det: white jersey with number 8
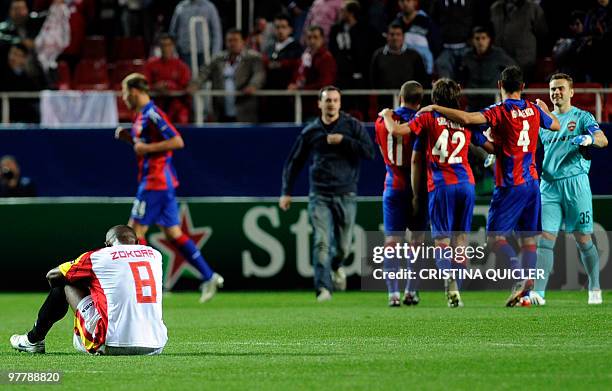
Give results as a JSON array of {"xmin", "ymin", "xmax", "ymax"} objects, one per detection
[{"xmin": 59, "ymin": 245, "xmax": 168, "ymax": 350}]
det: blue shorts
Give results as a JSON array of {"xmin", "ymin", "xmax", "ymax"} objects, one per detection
[
  {"xmin": 541, "ymin": 174, "xmax": 593, "ymax": 234},
  {"xmin": 487, "ymin": 180, "xmax": 541, "ymax": 236},
  {"xmin": 428, "ymin": 182, "xmax": 475, "ymax": 239},
  {"xmin": 131, "ymin": 189, "xmax": 180, "ymax": 227},
  {"xmin": 382, "ymin": 189, "xmax": 429, "ymax": 235}
]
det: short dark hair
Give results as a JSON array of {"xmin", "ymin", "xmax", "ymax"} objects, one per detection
[
  {"xmin": 158, "ymin": 33, "xmax": 175, "ymax": 43},
  {"xmin": 226, "ymin": 28, "xmax": 244, "ymax": 39},
  {"xmin": 344, "ymin": 0, "xmax": 361, "ymax": 16},
  {"xmin": 318, "ymin": 85, "xmax": 341, "ymax": 100},
  {"xmin": 472, "ymin": 25, "xmax": 492, "ymax": 38},
  {"xmin": 500, "ymin": 66, "xmax": 524, "ymax": 93},
  {"xmin": 308, "ymin": 25, "xmax": 324, "ymax": 37},
  {"xmin": 570, "ymin": 10, "xmax": 586, "ymax": 24},
  {"xmin": 388, "ymin": 22, "xmax": 403, "ymax": 32},
  {"xmin": 399, "ymin": 81, "xmax": 423, "ymax": 105},
  {"xmin": 122, "ymin": 73, "xmax": 149, "ymax": 94},
  {"xmin": 550, "ymin": 73, "xmax": 574, "ymax": 88},
  {"xmin": 274, "ymin": 13, "xmax": 292, "ymax": 26},
  {"xmin": 431, "ymin": 78, "xmax": 461, "ymax": 108},
  {"xmin": 10, "ymin": 42, "xmax": 28, "ymax": 55}
]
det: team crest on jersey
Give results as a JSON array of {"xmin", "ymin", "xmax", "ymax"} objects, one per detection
[
  {"xmin": 567, "ymin": 121, "xmax": 577, "ymax": 132},
  {"xmin": 149, "ymin": 204, "xmax": 212, "ymax": 289}
]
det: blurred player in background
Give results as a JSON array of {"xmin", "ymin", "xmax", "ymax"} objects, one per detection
[
  {"xmin": 11, "ymin": 225, "xmax": 167, "ymax": 355},
  {"xmin": 534, "ymin": 73, "xmax": 608, "ymax": 305},
  {"xmin": 115, "ymin": 73, "xmax": 223, "ymax": 303},
  {"xmin": 374, "ymin": 80, "xmax": 428, "ymax": 307},
  {"xmin": 280, "ymin": 86, "xmax": 375, "ymax": 302},
  {"xmin": 382, "ymin": 78, "xmax": 493, "ymax": 307},
  {"xmin": 417, "ymin": 66, "xmax": 560, "ymax": 306}
]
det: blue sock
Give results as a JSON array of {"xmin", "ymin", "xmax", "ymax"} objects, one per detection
[
  {"xmin": 521, "ymin": 244, "xmax": 537, "ymax": 273},
  {"xmin": 578, "ymin": 241, "xmax": 600, "ymax": 291},
  {"xmin": 173, "ymin": 234, "xmax": 214, "ymax": 281},
  {"xmin": 535, "ymin": 238, "xmax": 555, "ymax": 297},
  {"xmin": 494, "ymin": 240, "xmax": 520, "ymax": 271}
]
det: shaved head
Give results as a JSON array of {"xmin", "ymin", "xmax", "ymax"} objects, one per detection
[{"xmin": 105, "ymin": 225, "xmax": 138, "ymax": 246}]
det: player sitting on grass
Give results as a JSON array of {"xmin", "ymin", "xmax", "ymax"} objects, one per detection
[
  {"xmin": 533, "ymin": 73, "xmax": 608, "ymax": 305},
  {"xmin": 10, "ymin": 225, "xmax": 167, "ymax": 355},
  {"xmin": 381, "ymin": 78, "xmax": 494, "ymax": 307},
  {"xmin": 414, "ymin": 66, "xmax": 561, "ymax": 307}
]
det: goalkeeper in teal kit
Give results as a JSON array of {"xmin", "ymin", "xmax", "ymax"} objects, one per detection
[{"xmin": 534, "ymin": 73, "xmax": 608, "ymax": 305}]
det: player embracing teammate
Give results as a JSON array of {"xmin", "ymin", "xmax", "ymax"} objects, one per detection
[
  {"xmin": 381, "ymin": 79, "xmax": 494, "ymax": 307},
  {"xmin": 417, "ymin": 66, "xmax": 561, "ymax": 306}
]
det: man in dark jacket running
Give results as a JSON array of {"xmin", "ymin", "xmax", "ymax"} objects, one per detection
[{"xmin": 280, "ymin": 86, "xmax": 375, "ymax": 302}]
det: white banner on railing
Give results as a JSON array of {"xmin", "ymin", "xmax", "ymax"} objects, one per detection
[{"xmin": 40, "ymin": 90, "xmax": 118, "ymax": 127}]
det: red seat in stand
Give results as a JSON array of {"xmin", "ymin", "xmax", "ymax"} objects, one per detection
[
  {"xmin": 82, "ymin": 36, "xmax": 107, "ymax": 60},
  {"xmin": 110, "ymin": 59, "xmax": 146, "ymax": 90},
  {"xmin": 572, "ymin": 83, "xmax": 603, "ymax": 115},
  {"xmin": 72, "ymin": 59, "xmax": 109, "ymax": 90},
  {"xmin": 113, "ymin": 36, "xmax": 146, "ymax": 61}
]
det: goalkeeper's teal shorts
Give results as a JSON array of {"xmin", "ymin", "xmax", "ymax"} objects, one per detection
[{"xmin": 540, "ymin": 174, "xmax": 593, "ymax": 234}]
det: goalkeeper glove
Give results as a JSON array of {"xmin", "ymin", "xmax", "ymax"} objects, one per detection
[
  {"xmin": 484, "ymin": 154, "xmax": 496, "ymax": 168},
  {"xmin": 571, "ymin": 134, "xmax": 594, "ymax": 146}
]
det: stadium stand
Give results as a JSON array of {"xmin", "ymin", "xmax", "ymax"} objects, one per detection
[
  {"xmin": 82, "ymin": 35, "xmax": 107, "ymax": 60},
  {"xmin": 112, "ymin": 36, "xmax": 146, "ymax": 61},
  {"xmin": 73, "ymin": 59, "xmax": 109, "ymax": 90}
]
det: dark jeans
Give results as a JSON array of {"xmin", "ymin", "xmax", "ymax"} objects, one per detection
[{"xmin": 308, "ymin": 192, "xmax": 357, "ymax": 293}]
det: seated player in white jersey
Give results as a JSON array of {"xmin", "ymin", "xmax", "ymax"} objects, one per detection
[{"xmin": 10, "ymin": 225, "xmax": 168, "ymax": 355}]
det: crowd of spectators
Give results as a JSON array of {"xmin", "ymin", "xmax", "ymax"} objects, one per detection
[{"xmin": 0, "ymin": 0, "xmax": 610, "ymax": 124}]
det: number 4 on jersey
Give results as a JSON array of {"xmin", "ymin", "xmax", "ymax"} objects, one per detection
[{"xmin": 517, "ymin": 120, "xmax": 530, "ymax": 152}]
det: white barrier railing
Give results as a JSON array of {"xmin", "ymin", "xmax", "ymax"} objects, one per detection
[
  {"xmin": 1, "ymin": 88, "xmax": 610, "ymax": 125},
  {"xmin": 188, "ymin": 16, "xmax": 211, "ymax": 77}
]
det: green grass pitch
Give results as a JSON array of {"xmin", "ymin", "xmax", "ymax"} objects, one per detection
[{"xmin": 1, "ymin": 291, "xmax": 611, "ymax": 390}]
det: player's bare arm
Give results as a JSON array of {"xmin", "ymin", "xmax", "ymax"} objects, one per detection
[
  {"xmin": 481, "ymin": 141, "xmax": 495, "ymax": 154},
  {"xmin": 279, "ymin": 195, "xmax": 292, "ymax": 211},
  {"xmin": 134, "ymin": 135, "xmax": 185, "ymax": 156},
  {"xmin": 379, "ymin": 108, "xmax": 411, "ymax": 136},
  {"xmin": 115, "ymin": 127, "xmax": 135, "ymax": 145},
  {"xmin": 421, "ymin": 105, "xmax": 487, "ymax": 125},
  {"xmin": 535, "ymin": 99, "xmax": 561, "ymax": 131},
  {"xmin": 45, "ymin": 267, "xmax": 65, "ymax": 288},
  {"xmin": 593, "ymin": 131, "xmax": 609, "ymax": 148}
]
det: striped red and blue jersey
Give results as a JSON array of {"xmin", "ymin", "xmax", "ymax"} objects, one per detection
[
  {"xmin": 374, "ymin": 107, "xmax": 421, "ymax": 191},
  {"xmin": 481, "ymin": 99, "xmax": 553, "ymax": 187},
  {"xmin": 408, "ymin": 111, "xmax": 487, "ymax": 192},
  {"xmin": 131, "ymin": 101, "xmax": 180, "ymax": 191}
]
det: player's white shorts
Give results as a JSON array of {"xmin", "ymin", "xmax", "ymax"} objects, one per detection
[{"xmin": 73, "ymin": 296, "xmax": 163, "ymax": 356}]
